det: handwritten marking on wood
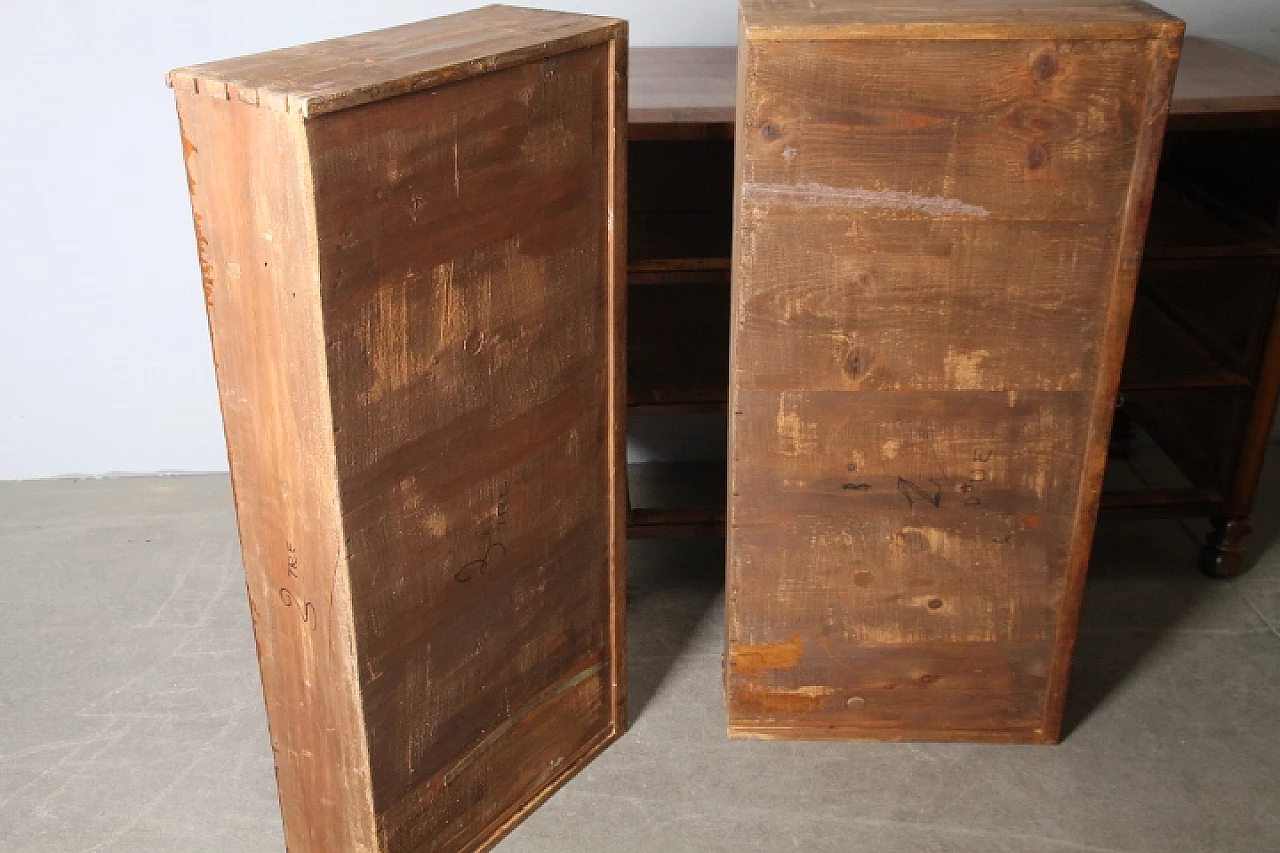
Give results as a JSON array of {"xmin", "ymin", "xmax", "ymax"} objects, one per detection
[
  {"xmin": 278, "ymin": 541, "xmax": 317, "ymax": 631},
  {"xmin": 454, "ymin": 483, "xmax": 509, "ymax": 584}
]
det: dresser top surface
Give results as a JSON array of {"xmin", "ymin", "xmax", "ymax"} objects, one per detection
[
  {"xmin": 167, "ymin": 5, "xmax": 621, "ymax": 117},
  {"xmin": 739, "ymin": 0, "xmax": 1179, "ymax": 40},
  {"xmin": 630, "ymin": 38, "xmax": 1280, "ymax": 131}
]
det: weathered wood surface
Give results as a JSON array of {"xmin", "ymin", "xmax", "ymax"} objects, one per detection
[
  {"xmin": 739, "ymin": 0, "xmax": 1178, "ymax": 40},
  {"xmin": 727, "ymin": 0, "xmax": 1183, "ymax": 742},
  {"xmin": 173, "ymin": 7, "xmax": 627, "ymax": 851},
  {"xmin": 628, "ymin": 37, "xmax": 1280, "ymax": 136},
  {"xmin": 169, "ymin": 4, "xmax": 618, "ymax": 117}
]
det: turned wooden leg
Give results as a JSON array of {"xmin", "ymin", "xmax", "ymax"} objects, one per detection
[{"xmin": 1200, "ymin": 518, "xmax": 1252, "ymax": 579}]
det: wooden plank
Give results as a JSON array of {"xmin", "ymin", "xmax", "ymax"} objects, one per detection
[
  {"xmin": 739, "ymin": 0, "xmax": 1178, "ymax": 41},
  {"xmin": 727, "ymin": 1, "xmax": 1182, "ymax": 743},
  {"xmin": 1100, "ymin": 487, "xmax": 1223, "ymax": 518},
  {"xmin": 629, "ymin": 47, "xmax": 736, "ymax": 137},
  {"xmin": 169, "ymin": 5, "xmax": 621, "ymax": 117},
  {"xmin": 174, "ymin": 85, "xmax": 377, "ymax": 853},
  {"xmin": 625, "ymin": 38, "xmax": 1280, "ymax": 136},
  {"xmin": 173, "ymin": 11, "xmax": 626, "ymax": 852},
  {"xmin": 1167, "ymin": 37, "xmax": 1280, "ymax": 125}
]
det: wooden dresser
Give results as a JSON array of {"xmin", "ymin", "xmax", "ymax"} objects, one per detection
[
  {"xmin": 171, "ymin": 7, "xmax": 1280, "ymax": 846},
  {"xmin": 626, "ymin": 38, "xmax": 1280, "ymax": 581}
]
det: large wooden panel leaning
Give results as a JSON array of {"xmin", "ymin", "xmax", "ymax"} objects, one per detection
[
  {"xmin": 727, "ymin": 0, "xmax": 1183, "ymax": 743},
  {"xmin": 169, "ymin": 7, "xmax": 627, "ymax": 851}
]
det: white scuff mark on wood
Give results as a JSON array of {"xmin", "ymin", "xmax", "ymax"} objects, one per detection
[
  {"xmin": 743, "ymin": 181, "xmax": 990, "ymax": 217},
  {"xmin": 944, "ymin": 348, "xmax": 990, "ymax": 390},
  {"xmin": 782, "ymin": 146, "xmax": 798, "ymax": 162},
  {"xmin": 776, "ymin": 393, "xmax": 818, "ymax": 457}
]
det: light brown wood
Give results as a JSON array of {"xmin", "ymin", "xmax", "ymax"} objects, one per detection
[
  {"xmin": 169, "ymin": 4, "xmax": 618, "ymax": 117},
  {"xmin": 626, "ymin": 37, "xmax": 1280, "ymax": 136},
  {"xmin": 739, "ymin": 0, "xmax": 1178, "ymax": 40},
  {"xmin": 172, "ymin": 7, "xmax": 627, "ymax": 852},
  {"xmin": 727, "ymin": 0, "xmax": 1182, "ymax": 742}
]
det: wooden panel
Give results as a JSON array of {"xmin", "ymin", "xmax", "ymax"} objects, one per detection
[
  {"xmin": 173, "ymin": 9, "xmax": 626, "ymax": 853},
  {"xmin": 727, "ymin": 2, "xmax": 1182, "ymax": 743},
  {"xmin": 626, "ymin": 38, "xmax": 1280, "ymax": 138},
  {"xmin": 739, "ymin": 0, "xmax": 1178, "ymax": 41},
  {"xmin": 169, "ymin": 5, "xmax": 618, "ymax": 117},
  {"xmin": 174, "ymin": 86, "xmax": 377, "ymax": 853},
  {"xmin": 629, "ymin": 47, "xmax": 736, "ymax": 138},
  {"xmin": 1167, "ymin": 38, "xmax": 1280, "ymax": 127}
]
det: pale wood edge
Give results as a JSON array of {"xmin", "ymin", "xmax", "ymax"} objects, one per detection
[
  {"xmin": 1041, "ymin": 21, "xmax": 1186, "ymax": 742},
  {"xmin": 176, "ymin": 92, "xmax": 378, "ymax": 850},
  {"xmin": 605, "ymin": 29, "xmax": 631, "ymax": 742},
  {"xmin": 169, "ymin": 18, "xmax": 625, "ymax": 119},
  {"xmin": 723, "ymin": 9, "xmax": 754, "ymax": 704},
  {"xmin": 728, "ymin": 722, "xmax": 1054, "ymax": 745}
]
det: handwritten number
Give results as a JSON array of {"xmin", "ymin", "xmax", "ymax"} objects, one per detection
[
  {"xmin": 454, "ymin": 539, "xmax": 508, "ymax": 583},
  {"xmin": 454, "ymin": 482, "xmax": 510, "ymax": 584},
  {"xmin": 277, "ymin": 586, "xmax": 316, "ymax": 631}
]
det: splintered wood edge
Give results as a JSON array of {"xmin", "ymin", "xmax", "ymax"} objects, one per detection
[{"xmin": 166, "ymin": 22, "xmax": 623, "ymax": 118}]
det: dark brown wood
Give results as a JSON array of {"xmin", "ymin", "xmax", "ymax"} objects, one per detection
[
  {"xmin": 629, "ymin": 47, "xmax": 736, "ymax": 139},
  {"xmin": 172, "ymin": 8, "xmax": 627, "ymax": 852},
  {"xmin": 1201, "ymin": 517, "xmax": 1252, "ymax": 577},
  {"xmin": 627, "ymin": 507, "xmax": 726, "ymax": 539},
  {"xmin": 726, "ymin": 0, "xmax": 1182, "ymax": 742},
  {"xmin": 1099, "ymin": 487, "xmax": 1222, "ymax": 518}
]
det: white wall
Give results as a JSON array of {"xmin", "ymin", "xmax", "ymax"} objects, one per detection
[{"xmin": 0, "ymin": 1, "xmax": 1276, "ymax": 479}]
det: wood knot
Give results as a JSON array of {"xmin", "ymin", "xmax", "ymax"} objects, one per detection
[
  {"xmin": 760, "ymin": 123, "xmax": 783, "ymax": 141},
  {"xmin": 1033, "ymin": 51, "xmax": 1059, "ymax": 83},
  {"xmin": 927, "ymin": 598, "xmax": 944, "ymax": 610},
  {"xmin": 919, "ymin": 673, "xmax": 939, "ymax": 685},
  {"xmin": 1027, "ymin": 145, "xmax": 1048, "ymax": 169}
]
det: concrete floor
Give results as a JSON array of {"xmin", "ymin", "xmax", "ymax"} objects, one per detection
[{"xmin": 2, "ymin": 460, "xmax": 1279, "ymax": 852}]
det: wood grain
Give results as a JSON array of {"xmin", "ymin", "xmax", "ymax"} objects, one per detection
[
  {"xmin": 173, "ymin": 9, "xmax": 626, "ymax": 852},
  {"xmin": 169, "ymin": 5, "xmax": 619, "ymax": 117},
  {"xmin": 740, "ymin": 0, "xmax": 1179, "ymax": 41},
  {"xmin": 727, "ymin": 0, "xmax": 1183, "ymax": 742},
  {"xmin": 626, "ymin": 37, "xmax": 1280, "ymax": 137}
]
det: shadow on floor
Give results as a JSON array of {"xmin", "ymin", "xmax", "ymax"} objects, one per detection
[
  {"xmin": 1061, "ymin": 514, "xmax": 1230, "ymax": 738},
  {"xmin": 625, "ymin": 537, "xmax": 726, "ymax": 724}
]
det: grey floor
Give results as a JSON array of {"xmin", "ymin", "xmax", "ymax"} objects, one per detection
[{"xmin": 2, "ymin": 456, "xmax": 1279, "ymax": 852}]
